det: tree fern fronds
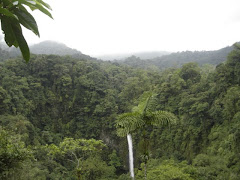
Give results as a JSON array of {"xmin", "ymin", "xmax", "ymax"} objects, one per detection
[
  {"xmin": 149, "ymin": 111, "xmax": 177, "ymax": 126},
  {"xmin": 115, "ymin": 91, "xmax": 178, "ymax": 179},
  {"xmin": 116, "ymin": 92, "xmax": 177, "ymax": 137},
  {"xmin": 115, "ymin": 112, "xmax": 144, "ymax": 137},
  {"xmin": 132, "ymin": 91, "xmax": 158, "ymax": 113}
]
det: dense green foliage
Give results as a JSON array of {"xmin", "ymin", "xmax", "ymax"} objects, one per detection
[{"xmin": 1, "ymin": 43, "xmax": 240, "ymax": 179}]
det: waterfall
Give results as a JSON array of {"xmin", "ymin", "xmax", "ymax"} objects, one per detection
[{"xmin": 127, "ymin": 134, "xmax": 134, "ymax": 179}]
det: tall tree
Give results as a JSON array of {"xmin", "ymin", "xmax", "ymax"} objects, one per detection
[{"xmin": 116, "ymin": 92, "xmax": 177, "ymax": 180}]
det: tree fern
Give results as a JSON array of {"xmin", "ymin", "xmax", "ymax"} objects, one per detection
[
  {"xmin": 116, "ymin": 92, "xmax": 177, "ymax": 136},
  {"xmin": 115, "ymin": 91, "xmax": 177, "ymax": 179}
]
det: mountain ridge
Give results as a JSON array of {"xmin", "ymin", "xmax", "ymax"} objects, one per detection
[
  {"xmin": 0, "ymin": 40, "xmax": 238, "ymax": 68},
  {"xmin": 97, "ymin": 51, "xmax": 171, "ymax": 60},
  {"xmin": 0, "ymin": 40, "xmax": 96, "ymax": 61},
  {"xmin": 116, "ymin": 44, "xmax": 235, "ymax": 69}
]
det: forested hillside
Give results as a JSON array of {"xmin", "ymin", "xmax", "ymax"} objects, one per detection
[
  {"xmin": 119, "ymin": 45, "xmax": 234, "ymax": 70},
  {"xmin": 0, "ymin": 40, "xmax": 235, "ymax": 70},
  {"xmin": 1, "ymin": 44, "xmax": 240, "ymax": 179},
  {"xmin": 0, "ymin": 41, "xmax": 95, "ymax": 62},
  {"xmin": 30, "ymin": 41, "xmax": 82, "ymax": 56}
]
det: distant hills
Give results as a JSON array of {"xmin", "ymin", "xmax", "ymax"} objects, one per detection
[
  {"xmin": 97, "ymin": 51, "xmax": 170, "ymax": 60},
  {"xmin": 116, "ymin": 45, "xmax": 235, "ymax": 69},
  {"xmin": 0, "ymin": 41, "xmax": 95, "ymax": 61},
  {"xmin": 0, "ymin": 40, "xmax": 238, "ymax": 69},
  {"xmin": 30, "ymin": 41, "xmax": 82, "ymax": 56},
  {"xmin": 30, "ymin": 41, "xmax": 95, "ymax": 60}
]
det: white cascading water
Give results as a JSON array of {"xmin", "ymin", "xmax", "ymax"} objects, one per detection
[{"xmin": 127, "ymin": 134, "xmax": 134, "ymax": 179}]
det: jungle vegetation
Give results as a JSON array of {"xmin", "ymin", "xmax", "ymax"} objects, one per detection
[{"xmin": 0, "ymin": 43, "xmax": 240, "ymax": 179}]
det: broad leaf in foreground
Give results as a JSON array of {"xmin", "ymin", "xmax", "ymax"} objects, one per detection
[{"xmin": 0, "ymin": 0, "xmax": 52, "ymax": 62}]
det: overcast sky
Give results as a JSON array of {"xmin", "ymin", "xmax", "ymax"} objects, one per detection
[{"xmin": 22, "ymin": 0, "xmax": 240, "ymax": 56}]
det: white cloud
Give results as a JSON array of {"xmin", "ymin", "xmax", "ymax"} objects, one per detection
[{"xmin": 23, "ymin": 0, "xmax": 240, "ymax": 56}]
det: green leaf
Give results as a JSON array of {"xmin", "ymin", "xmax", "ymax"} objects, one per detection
[
  {"xmin": 21, "ymin": 1, "xmax": 39, "ymax": 11},
  {"xmin": 1, "ymin": 17, "xmax": 18, "ymax": 47},
  {"xmin": 0, "ymin": 0, "xmax": 52, "ymax": 62},
  {"xmin": 36, "ymin": 0, "xmax": 52, "ymax": 10},
  {"xmin": 11, "ymin": 22, "xmax": 30, "ymax": 62},
  {"xmin": 14, "ymin": 7, "xmax": 40, "ymax": 36},
  {"xmin": 34, "ymin": 3, "xmax": 53, "ymax": 19},
  {"xmin": 22, "ymin": 1, "xmax": 53, "ymax": 19},
  {"xmin": 0, "ymin": 7, "xmax": 18, "ymax": 19},
  {"xmin": 1, "ymin": 17, "xmax": 29, "ymax": 60},
  {"xmin": 2, "ymin": 0, "xmax": 12, "ymax": 7}
]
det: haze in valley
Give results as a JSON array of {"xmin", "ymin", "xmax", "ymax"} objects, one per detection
[{"xmin": 16, "ymin": 0, "xmax": 240, "ymax": 57}]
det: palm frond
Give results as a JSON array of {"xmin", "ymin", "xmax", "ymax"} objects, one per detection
[
  {"xmin": 132, "ymin": 91, "xmax": 157, "ymax": 113},
  {"xmin": 115, "ymin": 112, "xmax": 144, "ymax": 137},
  {"xmin": 148, "ymin": 110, "xmax": 177, "ymax": 127},
  {"xmin": 145, "ymin": 93, "xmax": 158, "ymax": 112},
  {"xmin": 116, "ymin": 92, "xmax": 177, "ymax": 137}
]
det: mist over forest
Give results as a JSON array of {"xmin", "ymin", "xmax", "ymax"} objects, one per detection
[
  {"xmin": 1, "ymin": 39, "xmax": 240, "ymax": 180},
  {"xmin": 2, "ymin": 0, "xmax": 240, "ymax": 178},
  {"xmin": 0, "ymin": 40, "xmax": 235, "ymax": 68}
]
